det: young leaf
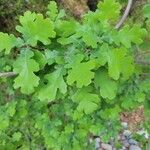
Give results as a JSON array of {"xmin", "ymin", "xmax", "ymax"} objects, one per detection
[
  {"xmin": 0, "ymin": 32, "xmax": 17, "ymax": 54},
  {"xmin": 98, "ymin": 0, "xmax": 121, "ymax": 21},
  {"xmin": 12, "ymin": 132, "xmax": 22, "ymax": 142},
  {"xmin": 103, "ymin": 47, "xmax": 125, "ymax": 80},
  {"xmin": 47, "ymin": 1, "xmax": 58, "ymax": 21},
  {"xmin": 116, "ymin": 25, "xmax": 147, "ymax": 48},
  {"xmin": 76, "ymin": 25, "xmax": 100, "ymax": 48},
  {"xmin": 72, "ymin": 87, "xmax": 100, "ymax": 114},
  {"xmin": 16, "ymin": 11, "xmax": 56, "ymax": 46},
  {"xmin": 67, "ymin": 59, "xmax": 95, "ymax": 88},
  {"xmin": 37, "ymin": 68, "xmax": 67, "ymax": 101},
  {"xmin": 33, "ymin": 51, "xmax": 47, "ymax": 70},
  {"xmin": 94, "ymin": 69, "xmax": 118, "ymax": 99},
  {"xmin": 107, "ymin": 47, "xmax": 134, "ymax": 80},
  {"xmin": 6, "ymin": 101, "xmax": 17, "ymax": 117},
  {"xmin": 100, "ymin": 105, "xmax": 121, "ymax": 120},
  {"xmin": 13, "ymin": 49, "xmax": 40, "ymax": 94}
]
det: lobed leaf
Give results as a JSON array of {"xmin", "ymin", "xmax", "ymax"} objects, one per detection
[
  {"xmin": 37, "ymin": 68, "xmax": 67, "ymax": 101},
  {"xmin": 16, "ymin": 11, "xmax": 56, "ymax": 46},
  {"xmin": 0, "ymin": 32, "xmax": 17, "ymax": 54},
  {"xmin": 94, "ymin": 69, "xmax": 118, "ymax": 99},
  {"xmin": 13, "ymin": 49, "xmax": 40, "ymax": 94},
  {"xmin": 67, "ymin": 59, "xmax": 96, "ymax": 88},
  {"xmin": 97, "ymin": 0, "xmax": 121, "ymax": 21},
  {"xmin": 72, "ymin": 87, "xmax": 101, "ymax": 114}
]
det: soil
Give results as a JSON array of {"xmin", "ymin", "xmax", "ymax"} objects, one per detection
[{"xmin": 120, "ymin": 106, "xmax": 144, "ymax": 131}]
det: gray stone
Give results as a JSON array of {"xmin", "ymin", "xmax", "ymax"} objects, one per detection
[
  {"xmin": 129, "ymin": 145, "xmax": 142, "ymax": 150},
  {"xmin": 95, "ymin": 137, "xmax": 101, "ymax": 149},
  {"xmin": 128, "ymin": 139, "xmax": 138, "ymax": 145},
  {"xmin": 123, "ymin": 130, "xmax": 132, "ymax": 139},
  {"xmin": 122, "ymin": 139, "xmax": 130, "ymax": 148},
  {"xmin": 101, "ymin": 143, "xmax": 112, "ymax": 150}
]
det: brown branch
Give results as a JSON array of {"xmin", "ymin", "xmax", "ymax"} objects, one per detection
[
  {"xmin": 115, "ymin": 0, "xmax": 133, "ymax": 29},
  {"xmin": 0, "ymin": 72, "xmax": 17, "ymax": 77}
]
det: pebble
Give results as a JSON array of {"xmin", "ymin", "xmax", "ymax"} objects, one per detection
[
  {"xmin": 120, "ymin": 146, "xmax": 126, "ymax": 150},
  {"xmin": 122, "ymin": 139, "xmax": 130, "ymax": 148},
  {"xmin": 101, "ymin": 143, "xmax": 112, "ymax": 150},
  {"xmin": 128, "ymin": 139, "xmax": 138, "ymax": 145},
  {"xmin": 121, "ymin": 122, "xmax": 128, "ymax": 129},
  {"xmin": 129, "ymin": 145, "xmax": 142, "ymax": 150},
  {"xmin": 95, "ymin": 137, "xmax": 101, "ymax": 149}
]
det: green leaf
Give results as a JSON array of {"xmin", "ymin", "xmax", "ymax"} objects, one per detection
[
  {"xmin": 82, "ymin": 30, "xmax": 99, "ymax": 48},
  {"xmin": 120, "ymin": 56, "xmax": 134, "ymax": 80},
  {"xmin": 98, "ymin": 0, "xmax": 121, "ymax": 21},
  {"xmin": 37, "ymin": 68, "xmax": 67, "ymax": 101},
  {"xmin": 116, "ymin": 25, "xmax": 147, "ymax": 48},
  {"xmin": 0, "ymin": 32, "xmax": 17, "ymax": 54},
  {"xmin": 135, "ymin": 92, "xmax": 145, "ymax": 103},
  {"xmin": 13, "ymin": 49, "xmax": 40, "ymax": 94},
  {"xmin": 143, "ymin": 4, "xmax": 150, "ymax": 19},
  {"xmin": 94, "ymin": 69, "xmax": 118, "ymax": 99},
  {"xmin": 47, "ymin": 1, "xmax": 58, "ymax": 21},
  {"xmin": 16, "ymin": 11, "xmax": 56, "ymax": 46},
  {"xmin": 33, "ymin": 51, "xmax": 47, "ymax": 70},
  {"xmin": 107, "ymin": 47, "xmax": 134, "ymax": 80},
  {"xmin": 96, "ymin": 43, "xmax": 109, "ymax": 66},
  {"xmin": 12, "ymin": 132, "xmax": 22, "ymax": 142},
  {"xmin": 76, "ymin": 25, "xmax": 100, "ymax": 48},
  {"xmin": 67, "ymin": 59, "xmax": 95, "ymax": 88},
  {"xmin": 93, "ymin": 44, "xmax": 134, "ymax": 80},
  {"xmin": 72, "ymin": 87, "xmax": 100, "ymax": 114},
  {"xmin": 6, "ymin": 101, "xmax": 17, "ymax": 117},
  {"xmin": 56, "ymin": 20, "xmax": 79, "ymax": 38},
  {"xmin": 0, "ymin": 112, "xmax": 9, "ymax": 130},
  {"xmin": 100, "ymin": 105, "xmax": 121, "ymax": 120},
  {"xmin": 121, "ymin": 96, "xmax": 138, "ymax": 110}
]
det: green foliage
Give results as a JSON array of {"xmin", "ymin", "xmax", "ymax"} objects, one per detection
[
  {"xmin": 37, "ymin": 68, "xmax": 67, "ymax": 101},
  {"xmin": 0, "ymin": 33, "xmax": 17, "ymax": 54},
  {"xmin": 13, "ymin": 49, "xmax": 40, "ymax": 94},
  {"xmin": 16, "ymin": 11, "xmax": 56, "ymax": 46},
  {"xmin": 0, "ymin": 0, "xmax": 149, "ymax": 149}
]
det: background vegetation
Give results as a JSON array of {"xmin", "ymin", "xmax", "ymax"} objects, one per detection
[{"xmin": 0, "ymin": 0, "xmax": 149, "ymax": 149}]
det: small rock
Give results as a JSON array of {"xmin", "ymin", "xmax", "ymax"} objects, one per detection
[
  {"xmin": 101, "ymin": 143, "xmax": 112, "ymax": 150},
  {"xmin": 121, "ymin": 135, "xmax": 126, "ymax": 141},
  {"xmin": 128, "ymin": 139, "xmax": 138, "ymax": 145},
  {"xmin": 123, "ymin": 130, "xmax": 132, "ymax": 139},
  {"xmin": 95, "ymin": 137, "xmax": 101, "ymax": 149},
  {"xmin": 122, "ymin": 139, "xmax": 130, "ymax": 148},
  {"xmin": 121, "ymin": 122, "xmax": 128, "ymax": 129},
  {"xmin": 120, "ymin": 146, "xmax": 126, "ymax": 150},
  {"xmin": 129, "ymin": 145, "xmax": 141, "ymax": 150}
]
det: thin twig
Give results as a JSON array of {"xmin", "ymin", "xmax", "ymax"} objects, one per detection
[
  {"xmin": 0, "ymin": 72, "xmax": 17, "ymax": 77},
  {"xmin": 115, "ymin": 0, "xmax": 133, "ymax": 29}
]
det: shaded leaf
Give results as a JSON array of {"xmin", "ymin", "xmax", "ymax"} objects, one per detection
[
  {"xmin": 94, "ymin": 69, "xmax": 118, "ymax": 99},
  {"xmin": 37, "ymin": 68, "xmax": 67, "ymax": 101},
  {"xmin": 72, "ymin": 87, "xmax": 100, "ymax": 114}
]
